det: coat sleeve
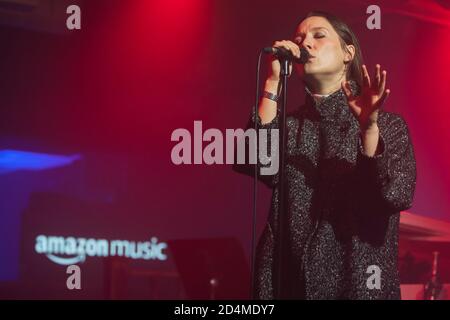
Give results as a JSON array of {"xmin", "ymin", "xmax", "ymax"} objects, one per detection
[
  {"xmin": 355, "ymin": 113, "xmax": 417, "ymax": 213},
  {"xmin": 232, "ymin": 107, "xmax": 280, "ymax": 188}
]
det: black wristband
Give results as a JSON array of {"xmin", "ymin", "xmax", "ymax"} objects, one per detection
[{"xmin": 263, "ymin": 91, "xmax": 279, "ymax": 102}]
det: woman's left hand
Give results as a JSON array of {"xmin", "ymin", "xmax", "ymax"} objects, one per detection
[{"xmin": 341, "ymin": 64, "xmax": 390, "ymax": 132}]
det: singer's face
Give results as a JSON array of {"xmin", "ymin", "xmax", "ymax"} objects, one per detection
[{"xmin": 293, "ymin": 16, "xmax": 348, "ymax": 81}]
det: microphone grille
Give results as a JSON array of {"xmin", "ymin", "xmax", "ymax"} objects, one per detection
[{"xmin": 299, "ymin": 48, "xmax": 310, "ymax": 64}]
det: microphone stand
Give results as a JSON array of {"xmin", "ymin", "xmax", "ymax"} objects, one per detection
[{"xmin": 273, "ymin": 57, "xmax": 290, "ymax": 299}]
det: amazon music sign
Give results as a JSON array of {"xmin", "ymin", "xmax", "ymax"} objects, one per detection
[
  {"xmin": 19, "ymin": 192, "xmax": 178, "ymax": 299},
  {"xmin": 34, "ymin": 234, "xmax": 168, "ymax": 265}
]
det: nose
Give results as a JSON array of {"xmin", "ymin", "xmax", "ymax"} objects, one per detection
[
  {"xmin": 302, "ymin": 41, "xmax": 312, "ymax": 50},
  {"xmin": 301, "ymin": 35, "xmax": 313, "ymax": 50}
]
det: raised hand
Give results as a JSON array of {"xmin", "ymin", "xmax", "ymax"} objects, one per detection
[{"xmin": 341, "ymin": 64, "xmax": 390, "ymax": 132}]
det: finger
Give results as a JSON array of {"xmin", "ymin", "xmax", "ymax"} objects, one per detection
[
  {"xmin": 376, "ymin": 88, "xmax": 390, "ymax": 108},
  {"xmin": 342, "ymin": 81, "xmax": 359, "ymax": 116},
  {"xmin": 273, "ymin": 41, "xmax": 282, "ymax": 47},
  {"xmin": 276, "ymin": 41, "xmax": 294, "ymax": 58},
  {"xmin": 274, "ymin": 40, "xmax": 301, "ymax": 59},
  {"xmin": 285, "ymin": 41, "xmax": 300, "ymax": 58},
  {"xmin": 379, "ymin": 69, "xmax": 387, "ymax": 96},
  {"xmin": 277, "ymin": 40, "xmax": 299, "ymax": 58},
  {"xmin": 290, "ymin": 41, "xmax": 301, "ymax": 58},
  {"xmin": 374, "ymin": 64, "xmax": 381, "ymax": 91},
  {"xmin": 273, "ymin": 41, "xmax": 291, "ymax": 52},
  {"xmin": 362, "ymin": 64, "xmax": 371, "ymax": 88},
  {"xmin": 341, "ymin": 81, "xmax": 354, "ymax": 100}
]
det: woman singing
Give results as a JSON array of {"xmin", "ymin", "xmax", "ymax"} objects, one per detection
[{"xmin": 234, "ymin": 11, "xmax": 417, "ymax": 299}]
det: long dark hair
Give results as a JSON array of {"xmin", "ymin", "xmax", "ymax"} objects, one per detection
[{"xmin": 301, "ymin": 11, "xmax": 364, "ymax": 88}]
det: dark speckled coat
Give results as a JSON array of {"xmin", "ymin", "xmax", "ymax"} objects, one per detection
[{"xmin": 233, "ymin": 81, "xmax": 417, "ymax": 300}]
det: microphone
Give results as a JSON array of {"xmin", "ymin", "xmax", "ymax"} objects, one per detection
[{"xmin": 263, "ymin": 47, "xmax": 310, "ymax": 64}]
